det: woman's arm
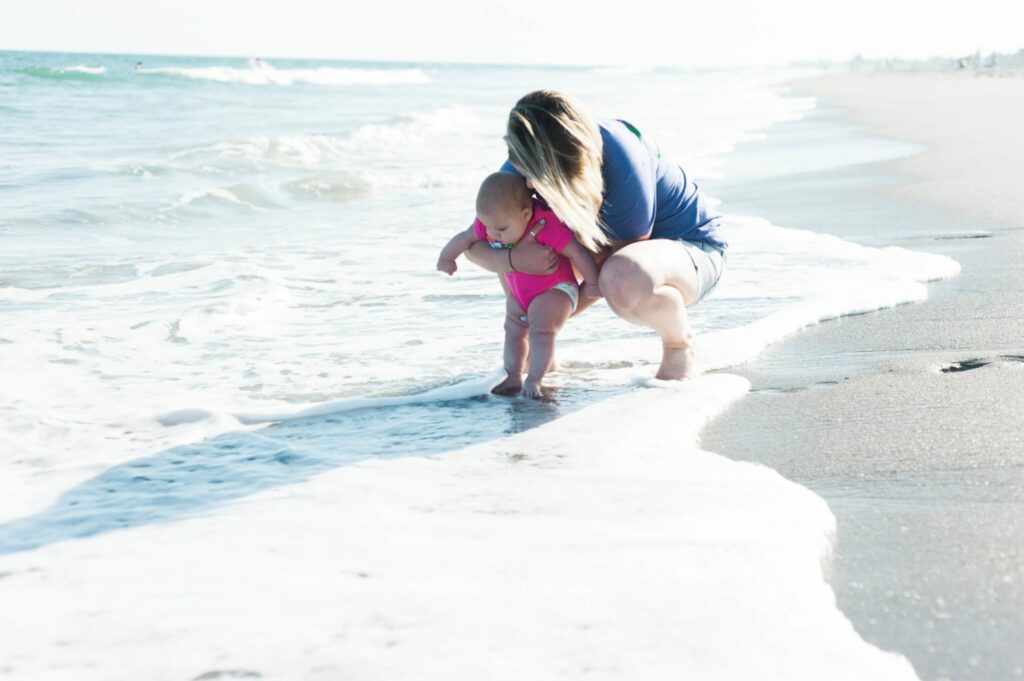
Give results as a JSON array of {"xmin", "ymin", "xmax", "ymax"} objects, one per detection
[{"xmin": 464, "ymin": 229, "xmax": 561, "ymax": 275}]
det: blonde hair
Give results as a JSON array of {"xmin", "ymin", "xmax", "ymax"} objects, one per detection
[{"xmin": 504, "ymin": 90, "xmax": 608, "ymax": 252}]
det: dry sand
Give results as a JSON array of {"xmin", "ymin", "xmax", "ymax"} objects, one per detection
[
  {"xmin": 702, "ymin": 72, "xmax": 1024, "ymax": 681},
  {"xmin": 807, "ymin": 72, "xmax": 1024, "ymax": 228}
]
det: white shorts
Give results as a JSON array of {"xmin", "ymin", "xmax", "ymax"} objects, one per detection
[{"xmin": 678, "ymin": 240, "xmax": 725, "ymax": 306}]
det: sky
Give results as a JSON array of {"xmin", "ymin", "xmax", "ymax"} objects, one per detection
[{"xmin": 3, "ymin": 0, "xmax": 1023, "ymax": 67}]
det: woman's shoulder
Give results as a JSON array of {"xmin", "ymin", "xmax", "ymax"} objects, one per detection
[
  {"xmin": 600, "ymin": 118, "xmax": 647, "ymax": 153},
  {"xmin": 599, "ymin": 119, "xmax": 655, "ymax": 179}
]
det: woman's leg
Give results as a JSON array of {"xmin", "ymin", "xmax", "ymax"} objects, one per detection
[{"xmin": 598, "ymin": 239, "xmax": 701, "ymax": 380}]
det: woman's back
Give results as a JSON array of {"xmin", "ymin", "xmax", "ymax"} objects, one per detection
[{"xmin": 599, "ymin": 119, "xmax": 726, "ymax": 249}]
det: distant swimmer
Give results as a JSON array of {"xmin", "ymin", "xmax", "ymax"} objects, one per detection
[{"xmin": 134, "ymin": 61, "xmax": 142, "ymax": 73}]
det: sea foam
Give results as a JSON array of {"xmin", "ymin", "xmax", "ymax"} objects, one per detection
[
  {"xmin": 138, "ymin": 61, "xmax": 432, "ymax": 86},
  {"xmin": 0, "ymin": 375, "xmax": 919, "ymax": 679},
  {"xmin": 19, "ymin": 65, "xmax": 107, "ymax": 80}
]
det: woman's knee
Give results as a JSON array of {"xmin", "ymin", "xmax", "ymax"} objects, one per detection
[{"xmin": 599, "ymin": 254, "xmax": 654, "ymax": 313}]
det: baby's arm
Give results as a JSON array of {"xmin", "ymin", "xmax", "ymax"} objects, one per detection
[
  {"xmin": 560, "ymin": 238, "xmax": 603, "ymax": 300},
  {"xmin": 437, "ymin": 226, "xmax": 481, "ymax": 275}
]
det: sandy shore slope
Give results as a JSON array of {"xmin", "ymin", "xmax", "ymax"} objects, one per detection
[{"xmin": 704, "ymin": 72, "xmax": 1024, "ymax": 681}]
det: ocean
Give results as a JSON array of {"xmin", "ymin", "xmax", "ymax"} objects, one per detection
[{"xmin": 0, "ymin": 51, "xmax": 955, "ymax": 678}]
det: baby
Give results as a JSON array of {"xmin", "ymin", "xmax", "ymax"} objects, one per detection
[{"xmin": 437, "ymin": 172, "xmax": 601, "ymax": 398}]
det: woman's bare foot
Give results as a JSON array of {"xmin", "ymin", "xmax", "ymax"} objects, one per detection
[
  {"xmin": 656, "ymin": 344, "xmax": 696, "ymax": 381},
  {"xmin": 519, "ymin": 377, "xmax": 544, "ymax": 399},
  {"xmin": 492, "ymin": 373, "xmax": 523, "ymax": 396}
]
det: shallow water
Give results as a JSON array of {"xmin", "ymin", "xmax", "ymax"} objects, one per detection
[{"xmin": 0, "ymin": 50, "xmax": 958, "ymax": 679}]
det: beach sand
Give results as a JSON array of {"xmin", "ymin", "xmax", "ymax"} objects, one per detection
[{"xmin": 703, "ymin": 72, "xmax": 1024, "ymax": 681}]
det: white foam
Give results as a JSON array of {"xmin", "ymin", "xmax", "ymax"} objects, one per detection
[
  {"xmin": 173, "ymin": 187, "xmax": 262, "ymax": 210},
  {"xmin": 155, "ymin": 105, "xmax": 487, "ymax": 200},
  {"xmin": 149, "ymin": 369, "xmax": 507, "ymax": 427},
  {"xmin": 170, "ymin": 106, "xmax": 483, "ymax": 169},
  {"xmin": 0, "ymin": 376, "xmax": 917, "ymax": 679},
  {"xmin": 233, "ymin": 369, "xmax": 505, "ymax": 424},
  {"xmin": 138, "ymin": 61, "xmax": 431, "ymax": 86},
  {"xmin": 591, "ymin": 65, "xmax": 657, "ymax": 75},
  {"xmin": 62, "ymin": 65, "xmax": 106, "ymax": 75}
]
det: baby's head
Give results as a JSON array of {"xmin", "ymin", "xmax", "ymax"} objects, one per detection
[{"xmin": 476, "ymin": 172, "xmax": 534, "ymax": 246}]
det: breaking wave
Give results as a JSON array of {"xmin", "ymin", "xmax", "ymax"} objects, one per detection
[
  {"xmin": 137, "ymin": 60, "xmax": 431, "ymax": 86},
  {"xmin": 21, "ymin": 65, "xmax": 108, "ymax": 81}
]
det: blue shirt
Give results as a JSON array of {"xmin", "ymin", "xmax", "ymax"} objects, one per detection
[{"xmin": 501, "ymin": 119, "xmax": 726, "ymax": 250}]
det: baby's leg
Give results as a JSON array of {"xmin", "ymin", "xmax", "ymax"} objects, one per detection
[
  {"xmin": 492, "ymin": 296, "xmax": 529, "ymax": 396},
  {"xmin": 521, "ymin": 289, "xmax": 574, "ymax": 399}
]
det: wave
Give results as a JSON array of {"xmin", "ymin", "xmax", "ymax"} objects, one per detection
[
  {"xmin": 591, "ymin": 65, "xmax": 656, "ymax": 75},
  {"xmin": 172, "ymin": 187, "xmax": 261, "ymax": 211},
  {"xmin": 280, "ymin": 173, "xmax": 373, "ymax": 202},
  {"xmin": 169, "ymin": 106, "xmax": 480, "ymax": 170},
  {"xmin": 166, "ymin": 167, "xmax": 463, "ymax": 214},
  {"xmin": 153, "ymin": 369, "xmax": 507, "ymax": 427},
  {"xmin": 20, "ymin": 65, "xmax": 107, "ymax": 81},
  {"xmin": 18, "ymin": 60, "xmax": 429, "ymax": 87},
  {"xmin": 171, "ymin": 183, "xmax": 284, "ymax": 211},
  {"xmin": 0, "ymin": 367, "xmax": 919, "ymax": 678},
  {"xmin": 137, "ymin": 60, "xmax": 431, "ymax": 86},
  {"xmin": 170, "ymin": 135, "xmax": 355, "ymax": 169},
  {"xmin": 155, "ymin": 105, "xmax": 484, "ymax": 201},
  {"xmin": 79, "ymin": 106, "xmax": 482, "ymax": 219}
]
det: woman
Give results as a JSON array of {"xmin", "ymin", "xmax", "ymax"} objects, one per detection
[{"xmin": 466, "ymin": 90, "xmax": 726, "ymax": 381}]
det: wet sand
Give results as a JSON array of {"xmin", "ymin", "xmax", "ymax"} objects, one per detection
[{"xmin": 702, "ymin": 72, "xmax": 1024, "ymax": 681}]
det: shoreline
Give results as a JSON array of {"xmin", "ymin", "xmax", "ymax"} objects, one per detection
[
  {"xmin": 703, "ymin": 73, "xmax": 1024, "ymax": 681},
  {"xmin": 1, "ymin": 62, "xmax": 1018, "ymax": 679}
]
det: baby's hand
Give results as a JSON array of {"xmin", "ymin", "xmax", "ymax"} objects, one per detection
[
  {"xmin": 436, "ymin": 257, "xmax": 458, "ymax": 275},
  {"xmin": 581, "ymin": 281, "xmax": 603, "ymax": 300}
]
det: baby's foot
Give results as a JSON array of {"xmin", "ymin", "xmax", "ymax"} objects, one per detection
[
  {"xmin": 519, "ymin": 378, "xmax": 544, "ymax": 400},
  {"xmin": 492, "ymin": 373, "xmax": 523, "ymax": 397},
  {"xmin": 656, "ymin": 344, "xmax": 697, "ymax": 381}
]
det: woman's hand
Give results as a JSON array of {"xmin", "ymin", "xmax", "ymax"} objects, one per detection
[{"xmin": 510, "ymin": 225, "xmax": 559, "ymax": 275}]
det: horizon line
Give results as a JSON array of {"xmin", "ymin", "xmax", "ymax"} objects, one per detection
[
  {"xmin": 0, "ymin": 46, "xmax": 843, "ymax": 71},
  {"xmin": 2, "ymin": 46, "xmax": 1018, "ymax": 70}
]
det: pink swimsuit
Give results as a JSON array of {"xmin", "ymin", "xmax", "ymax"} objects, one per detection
[{"xmin": 473, "ymin": 199, "xmax": 578, "ymax": 311}]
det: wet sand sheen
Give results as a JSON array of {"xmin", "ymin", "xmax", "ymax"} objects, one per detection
[{"xmin": 703, "ymin": 72, "xmax": 1024, "ymax": 681}]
